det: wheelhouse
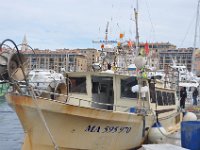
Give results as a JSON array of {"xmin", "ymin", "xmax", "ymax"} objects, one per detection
[{"xmin": 66, "ymin": 72, "xmax": 178, "ymax": 114}]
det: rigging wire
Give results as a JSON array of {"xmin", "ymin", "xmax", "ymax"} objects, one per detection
[
  {"xmin": 30, "ymin": 87, "xmax": 59, "ymax": 150},
  {"xmin": 114, "ymin": 0, "xmax": 125, "ymax": 35},
  {"xmin": 179, "ymin": 14, "xmax": 196, "ymax": 48},
  {"xmin": 144, "ymin": 0, "xmax": 156, "ymax": 42},
  {"xmin": 151, "ymin": 111, "xmax": 181, "ymax": 140},
  {"xmin": 128, "ymin": 0, "xmax": 136, "ymax": 39},
  {"xmin": 198, "ymin": 20, "xmax": 200, "ymax": 46},
  {"xmin": 192, "ymin": 0, "xmax": 200, "ymax": 73}
]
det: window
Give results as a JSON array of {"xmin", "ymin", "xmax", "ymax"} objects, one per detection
[
  {"xmin": 149, "ymin": 82, "xmax": 156, "ymax": 103},
  {"xmin": 162, "ymin": 92, "xmax": 168, "ymax": 105},
  {"xmin": 121, "ymin": 77, "xmax": 138, "ymax": 98},
  {"xmin": 69, "ymin": 77, "xmax": 87, "ymax": 93},
  {"xmin": 167, "ymin": 92, "xmax": 172, "ymax": 105},
  {"xmin": 156, "ymin": 91, "xmax": 176, "ymax": 106},
  {"xmin": 92, "ymin": 76, "xmax": 113, "ymax": 94},
  {"xmin": 156, "ymin": 91, "xmax": 163, "ymax": 105},
  {"xmin": 171, "ymin": 93, "xmax": 175, "ymax": 105}
]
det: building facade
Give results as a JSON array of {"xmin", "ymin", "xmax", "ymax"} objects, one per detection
[
  {"xmin": 73, "ymin": 48, "xmax": 99, "ymax": 71},
  {"xmin": 25, "ymin": 49, "xmax": 88, "ymax": 73},
  {"xmin": 193, "ymin": 51, "xmax": 200, "ymax": 76},
  {"xmin": 159, "ymin": 48, "xmax": 193, "ymax": 71},
  {"xmin": 121, "ymin": 42, "xmax": 176, "ymax": 69}
]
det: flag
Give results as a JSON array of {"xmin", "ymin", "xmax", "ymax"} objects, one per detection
[
  {"xmin": 117, "ymin": 42, "xmax": 121, "ymax": 47},
  {"xmin": 101, "ymin": 44, "xmax": 104, "ymax": 49},
  {"xmin": 119, "ymin": 33, "xmax": 124, "ymax": 39},
  {"xmin": 127, "ymin": 40, "xmax": 133, "ymax": 47},
  {"xmin": 144, "ymin": 41, "xmax": 149, "ymax": 55}
]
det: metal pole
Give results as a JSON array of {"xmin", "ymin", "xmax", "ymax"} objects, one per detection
[
  {"xmin": 134, "ymin": 7, "xmax": 139, "ymax": 56},
  {"xmin": 192, "ymin": 0, "xmax": 200, "ymax": 73}
]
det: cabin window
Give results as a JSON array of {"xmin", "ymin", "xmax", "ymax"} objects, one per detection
[
  {"xmin": 162, "ymin": 92, "xmax": 168, "ymax": 105},
  {"xmin": 92, "ymin": 76, "xmax": 113, "ymax": 94},
  {"xmin": 156, "ymin": 91, "xmax": 163, "ymax": 105},
  {"xmin": 149, "ymin": 82, "xmax": 156, "ymax": 103},
  {"xmin": 171, "ymin": 93, "xmax": 175, "ymax": 105},
  {"xmin": 69, "ymin": 77, "xmax": 87, "ymax": 93},
  {"xmin": 156, "ymin": 91, "xmax": 176, "ymax": 106},
  {"xmin": 167, "ymin": 92, "xmax": 172, "ymax": 105},
  {"xmin": 121, "ymin": 77, "xmax": 138, "ymax": 99}
]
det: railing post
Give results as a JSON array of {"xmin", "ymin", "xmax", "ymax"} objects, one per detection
[{"xmin": 79, "ymin": 99, "xmax": 81, "ymax": 106}]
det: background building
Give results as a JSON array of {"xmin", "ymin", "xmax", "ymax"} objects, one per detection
[
  {"xmin": 18, "ymin": 36, "xmax": 200, "ymax": 76},
  {"xmin": 25, "ymin": 49, "xmax": 88, "ymax": 73},
  {"xmin": 159, "ymin": 48, "xmax": 193, "ymax": 71},
  {"xmin": 193, "ymin": 51, "xmax": 200, "ymax": 76},
  {"xmin": 120, "ymin": 42, "xmax": 176, "ymax": 70}
]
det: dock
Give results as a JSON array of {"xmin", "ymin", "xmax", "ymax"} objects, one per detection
[{"xmin": 139, "ymin": 144, "xmax": 188, "ymax": 150}]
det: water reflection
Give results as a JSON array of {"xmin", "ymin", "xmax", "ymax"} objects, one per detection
[{"xmin": 0, "ymin": 97, "xmax": 23, "ymax": 150}]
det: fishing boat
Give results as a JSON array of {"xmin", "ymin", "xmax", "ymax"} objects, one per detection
[
  {"xmin": 0, "ymin": 38, "xmax": 182, "ymax": 150},
  {"xmin": 0, "ymin": 1, "xmax": 183, "ymax": 148}
]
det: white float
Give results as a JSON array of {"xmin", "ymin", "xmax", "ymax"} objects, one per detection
[
  {"xmin": 183, "ymin": 112, "xmax": 197, "ymax": 121},
  {"xmin": 148, "ymin": 122, "xmax": 167, "ymax": 143}
]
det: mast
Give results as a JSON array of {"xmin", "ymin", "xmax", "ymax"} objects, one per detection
[
  {"xmin": 192, "ymin": 0, "xmax": 200, "ymax": 73},
  {"xmin": 105, "ymin": 21, "xmax": 109, "ymax": 43},
  {"xmin": 134, "ymin": 0, "xmax": 140, "ymax": 56}
]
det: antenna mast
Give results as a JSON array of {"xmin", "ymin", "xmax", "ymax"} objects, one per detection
[
  {"xmin": 192, "ymin": 0, "xmax": 200, "ymax": 73},
  {"xmin": 105, "ymin": 21, "xmax": 109, "ymax": 42},
  {"xmin": 134, "ymin": 0, "xmax": 139, "ymax": 56}
]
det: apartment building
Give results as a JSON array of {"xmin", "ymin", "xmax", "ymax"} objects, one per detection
[
  {"xmin": 119, "ymin": 42, "xmax": 176, "ymax": 69},
  {"xmin": 24, "ymin": 49, "xmax": 88, "ymax": 73},
  {"xmin": 71, "ymin": 48, "xmax": 99, "ymax": 71},
  {"xmin": 193, "ymin": 51, "xmax": 200, "ymax": 76},
  {"xmin": 159, "ymin": 48, "xmax": 193, "ymax": 71}
]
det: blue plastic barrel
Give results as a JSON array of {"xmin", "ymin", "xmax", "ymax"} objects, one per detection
[
  {"xmin": 181, "ymin": 121, "xmax": 200, "ymax": 150},
  {"xmin": 130, "ymin": 107, "xmax": 136, "ymax": 113}
]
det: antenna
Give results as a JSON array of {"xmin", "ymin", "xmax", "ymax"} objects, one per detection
[
  {"xmin": 192, "ymin": 0, "xmax": 200, "ymax": 73},
  {"xmin": 92, "ymin": 21, "xmax": 117, "ymax": 44},
  {"xmin": 105, "ymin": 21, "xmax": 109, "ymax": 42},
  {"xmin": 134, "ymin": 0, "xmax": 139, "ymax": 56}
]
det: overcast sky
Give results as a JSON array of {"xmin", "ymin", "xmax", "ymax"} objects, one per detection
[{"xmin": 0, "ymin": 0, "xmax": 199, "ymax": 50}]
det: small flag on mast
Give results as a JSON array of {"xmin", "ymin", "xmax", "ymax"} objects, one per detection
[
  {"xmin": 128, "ymin": 40, "xmax": 133, "ymax": 47},
  {"xmin": 119, "ymin": 33, "xmax": 124, "ymax": 39},
  {"xmin": 144, "ymin": 41, "xmax": 149, "ymax": 55}
]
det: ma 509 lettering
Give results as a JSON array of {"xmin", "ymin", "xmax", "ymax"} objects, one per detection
[{"xmin": 85, "ymin": 125, "xmax": 131, "ymax": 133}]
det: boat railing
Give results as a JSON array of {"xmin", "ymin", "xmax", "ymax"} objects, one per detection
[{"xmin": 32, "ymin": 88, "xmax": 136, "ymax": 112}]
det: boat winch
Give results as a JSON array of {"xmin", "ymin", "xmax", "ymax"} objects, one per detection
[
  {"xmin": 0, "ymin": 40, "xmax": 28, "ymax": 81},
  {"xmin": 28, "ymin": 70, "xmax": 67, "ymax": 101}
]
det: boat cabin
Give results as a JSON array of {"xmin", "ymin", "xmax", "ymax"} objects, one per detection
[{"xmin": 66, "ymin": 72, "xmax": 178, "ymax": 113}]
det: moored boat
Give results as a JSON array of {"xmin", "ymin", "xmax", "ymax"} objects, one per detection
[
  {"xmin": 5, "ymin": 71, "xmax": 182, "ymax": 150},
  {"xmin": 0, "ymin": 39, "xmax": 182, "ymax": 149}
]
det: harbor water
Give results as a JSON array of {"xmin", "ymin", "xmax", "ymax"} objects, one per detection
[{"xmin": 0, "ymin": 96, "xmax": 23, "ymax": 150}]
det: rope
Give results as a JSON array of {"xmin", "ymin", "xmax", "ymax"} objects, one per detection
[
  {"xmin": 29, "ymin": 86, "xmax": 59, "ymax": 150},
  {"xmin": 151, "ymin": 109, "xmax": 181, "ymax": 140},
  {"xmin": 0, "ymin": 39, "xmax": 59, "ymax": 149}
]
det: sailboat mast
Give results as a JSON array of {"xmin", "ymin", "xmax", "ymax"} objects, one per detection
[
  {"xmin": 192, "ymin": 0, "xmax": 200, "ymax": 73},
  {"xmin": 134, "ymin": 0, "xmax": 140, "ymax": 56},
  {"xmin": 105, "ymin": 21, "xmax": 109, "ymax": 43}
]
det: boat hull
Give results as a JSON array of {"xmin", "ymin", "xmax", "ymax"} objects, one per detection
[{"xmin": 6, "ymin": 94, "xmax": 155, "ymax": 150}]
